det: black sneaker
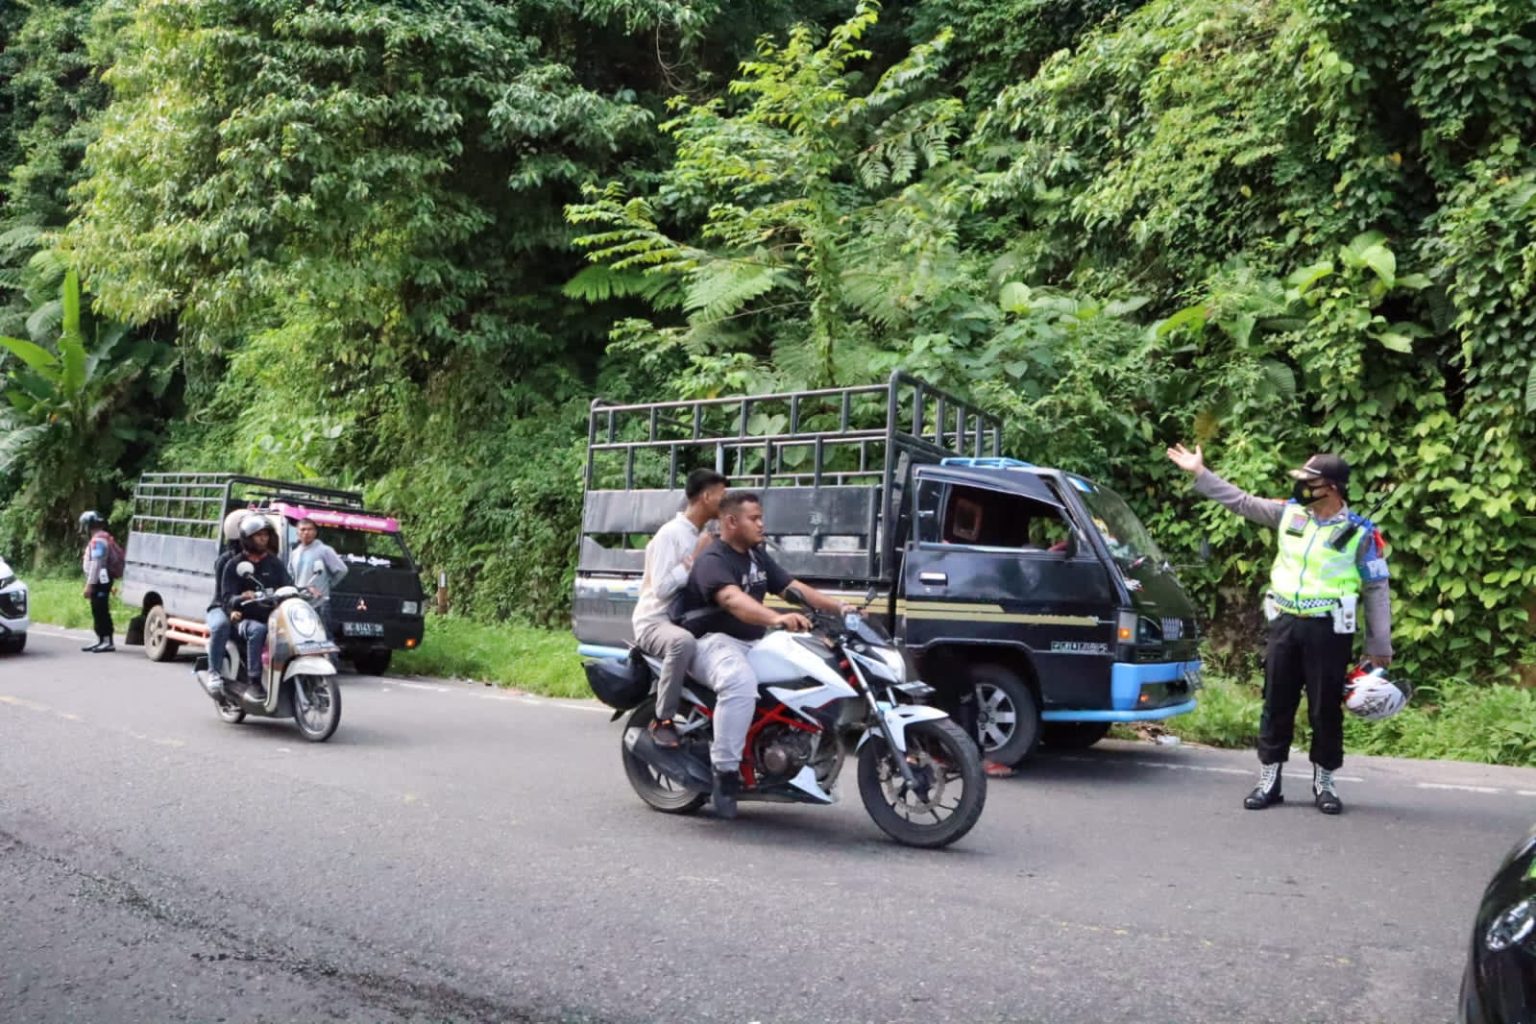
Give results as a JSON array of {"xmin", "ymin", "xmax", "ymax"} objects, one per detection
[
  {"xmin": 81, "ymin": 639, "xmax": 105, "ymax": 652},
  {"xmin": 649, "ymin": 718, "xmax": 681, "ymax": 750},
  {"xmin": 711, "ymin": 770, "xmax": 741, "ymax": 820},
  {"xmin": 1244, "ymin": 763, "xmax": 1284, "ymax": 810},
  {"xmin": 244, "ymin": 679, "xmax": 268, "ymax": 704},
  {"xmin": 94, "ymin": 641, "xmax": 116, "ymax": 653}
]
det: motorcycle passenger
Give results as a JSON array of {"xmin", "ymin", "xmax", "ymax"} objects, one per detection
[
  {"xmin": 203, "ymin": 510, "xmax": 252, "ymax": 694},
  {"xmin": 675, "ymin": 491, "xmax": 852, "ymax": 819},
  {"xmin": 219, "ymin": 515, "xmax": 293, "ymax": 702},
  {"xmin": 632, "ymin": 468, "xmax": 728, "ymax": 750}
]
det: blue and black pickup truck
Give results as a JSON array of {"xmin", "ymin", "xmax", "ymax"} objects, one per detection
[
  {"xmin": 120, "ymin": 474, "xmax": 426, "ymax": 675},
  {"xmin": 572, "ymin": 372, "xmax": 1202, "ymax": 766}
]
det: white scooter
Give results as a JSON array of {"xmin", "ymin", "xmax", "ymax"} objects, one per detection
[{"xmin": 192, "ymin": 561, "xmax": 343, "ymax": 742}]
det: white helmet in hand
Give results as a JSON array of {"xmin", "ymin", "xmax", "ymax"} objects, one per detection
[{"xmin": 1345, "ymin": 663, "xmax": 1410, "ymax": 720}]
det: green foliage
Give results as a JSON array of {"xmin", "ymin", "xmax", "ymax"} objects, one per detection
[
  {"xmin": 568, "ymin": 1, "xmax": 971, "ymax": 392},
  {"xmin": 0, "ymin": 269, "xmax": 172, "ymax": 559},
  {"xmin": 1162, "ymin": 671, "xmax": 1536, "ymax": 769},
  {"xmin": 0, "ymin": 0, "xmax": 110, "ymax": 339},
  {"xmin": 3, "ymin": 0, "xmax": 1536, "ymax": 707}
]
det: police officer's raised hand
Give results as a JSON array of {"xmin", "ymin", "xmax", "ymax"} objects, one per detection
[
  {"xmin": 775, "ymin": 612, "xmax": 813, "ymax": 632},
  {"xmin": 1166, "ymin": 443, "xmax": 1205, "ymax": 475}
]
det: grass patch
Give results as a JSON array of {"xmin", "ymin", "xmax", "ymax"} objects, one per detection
[
  {"xmin": 1143, "ymin": 671, "xmax": 1536, "ymax": 769},
  {"xmin": 22, "ymin": 574, "xmax": 139, "ymax": 631},
  {"xmin": 23, "ymin": 572, "xmax": 588, "ymax": 699},
  {"xmin": 394, "ymin": 614, "xmax": 588, "ymax": 698}
]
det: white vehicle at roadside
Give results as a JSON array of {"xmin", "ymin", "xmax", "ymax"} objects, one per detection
[{"xmin": 0, "ymin": 555, "xmax": 29, "ymax": 654}]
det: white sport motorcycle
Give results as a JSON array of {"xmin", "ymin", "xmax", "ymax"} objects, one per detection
[{"xmin": 586, "ymin": 592, "xmax": 987, "ymax": 848}]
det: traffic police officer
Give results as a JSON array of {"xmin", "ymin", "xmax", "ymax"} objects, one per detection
[{"xmin": 1167, "ymin": 444, "xmax": 1393, "ymax": 814}]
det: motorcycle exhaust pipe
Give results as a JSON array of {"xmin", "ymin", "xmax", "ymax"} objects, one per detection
[{"xmin": 628, "ymin": 728, "xmax": 713, "ymax": 792}]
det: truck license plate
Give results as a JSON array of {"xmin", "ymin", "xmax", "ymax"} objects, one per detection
[{"xmin": 342, "ymin": 622, "xmax": 384, "ymax": 637}]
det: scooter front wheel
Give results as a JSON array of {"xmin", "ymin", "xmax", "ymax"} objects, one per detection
[{"xmin": 292, "ymin": 674, "xmax": 341, "ymax": 742}]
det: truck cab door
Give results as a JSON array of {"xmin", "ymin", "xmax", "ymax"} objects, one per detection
[{"xmin": 898, "ymin": 468, "xmax": 1119, "ymax": 708}]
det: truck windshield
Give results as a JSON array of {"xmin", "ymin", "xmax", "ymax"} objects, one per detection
[
  {"xmin": 1070, "ymin": 476, "xmax": 1166, "ymax": 571},
  {"xmin": 294, "ymin": 524, "xmax": 414, "ymax": 571}
]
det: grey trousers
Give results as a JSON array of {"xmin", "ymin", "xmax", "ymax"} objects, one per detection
[
  {"xmin": 634, "ymin": 619, "xmax": 696, "ymax": 721},
  {"xmin": 690, "ymin": 634, "xmax": 759, "ymax": 773}
]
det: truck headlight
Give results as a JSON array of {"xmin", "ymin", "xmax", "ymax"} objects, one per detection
[{"xmin": 401, "ymin": 600, "xmax": 420, "ymax": 616}]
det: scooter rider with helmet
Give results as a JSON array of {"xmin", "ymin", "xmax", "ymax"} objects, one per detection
[
  {"xmin": 1167, "ymin": 444, "xmax": 1393, "ymax": 815},
  {"xmin": 217, "ymin": 514, "xmax": 293, "ymax": 702}
]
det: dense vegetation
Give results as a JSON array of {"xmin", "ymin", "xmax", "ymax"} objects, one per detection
[{"xmin": 3, "ymin": 0, "xmax": 1534, "ymax": 696}]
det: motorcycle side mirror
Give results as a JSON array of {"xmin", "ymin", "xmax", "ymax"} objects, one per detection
[
  {"xmin": 783, "ymin": 585, "xmax": 808, "ymax": 608},
  {"xmin": 236, "ymin": 560, "xmax": 256, "ymax": 578}
]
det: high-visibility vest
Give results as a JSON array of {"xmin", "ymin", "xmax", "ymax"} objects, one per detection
[{"xmin": 1268, "ymin": 504, "xmax": 1369, "ymax": 612}]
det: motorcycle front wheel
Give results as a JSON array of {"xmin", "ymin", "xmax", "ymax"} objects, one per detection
[
  {"xmin": 857, "ymin": 718, "xmax": 986, "ymax": 849},
  {"xmin": 621, "ymin": 703, "xmax": 708, "ymax": 815},
  {"xmin": 292, "ymin": 674, "xmax": 341, "ymax": 742}
]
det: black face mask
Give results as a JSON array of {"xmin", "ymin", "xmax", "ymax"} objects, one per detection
[{"xmin": 1292, "ymin": 480, "xmax": 1325, "ymax": 505}]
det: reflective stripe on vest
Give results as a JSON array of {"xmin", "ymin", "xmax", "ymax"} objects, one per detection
[{"xmin": 1268, "ymin": 505, "xmax": 1365, "ymax": 608}]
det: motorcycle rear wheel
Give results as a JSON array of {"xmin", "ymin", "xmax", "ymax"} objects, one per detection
[
  {"xmin": 857, "ymin": 718, "xmax": 986, "ymax": 849},
  {"xmin": 621, "ymin": 703, "xmax": 708, "ymax": 814}
]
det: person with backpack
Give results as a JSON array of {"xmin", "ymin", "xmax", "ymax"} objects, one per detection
[{"xmin": 79, "ymin": 511, "xmax": 123, "ymax": 653}]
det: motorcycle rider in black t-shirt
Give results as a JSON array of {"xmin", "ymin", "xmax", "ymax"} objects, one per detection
[{"xmin": 674, "ymin": 491, "xmax": 851, "ymax": 818}]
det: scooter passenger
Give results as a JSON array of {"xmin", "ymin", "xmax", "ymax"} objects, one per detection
[{"xmin": 204, "ymin": 510, "xmax": 252, "ymax": 694}]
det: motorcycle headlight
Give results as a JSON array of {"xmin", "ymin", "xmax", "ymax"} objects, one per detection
[
  {"xmin": 1485, "ymin": 898, "xmax": 1536, "ymax": 953},
  {"xmin": 851, "ymin": 646, "xmax": 906, "ymax": 683}
]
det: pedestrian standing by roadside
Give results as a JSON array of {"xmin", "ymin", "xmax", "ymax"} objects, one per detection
[
  {"xmin": 78, "ymin": 511, "xmax": 123, "ymax": 653},
  {"xmin": 631, "ymin": 468, "xmax": 728, "ymax": 749},
  {"xmin": 1166, "ymin": 444, "xmax": 1393, "ymax": 814},
  {"xmin": 289, "ymin": 518, "xmax": 349, "ymax": 618}
]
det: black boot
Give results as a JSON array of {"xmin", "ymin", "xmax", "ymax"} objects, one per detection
[
  {"xmin": 81, "ymin": 638, "xmax": 104, "ymax": 652},
  {"xmin": 94, "ymin": 638, "xmax": 115, "ymax": 653},
  {"xmin": 711, "ymin": 769, "xmax": 741, "ymax": 820},
  {"xmin": 1244, "ymin": 763, "xmax": 1284, "ymax": 809},
  {"xmin": 1313, "ymin": 764, "xmax": 1343, "ymax": 815}
]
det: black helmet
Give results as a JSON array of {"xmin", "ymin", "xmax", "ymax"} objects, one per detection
[{"xmin": 239, "ymin": 514, "xmax": 277, "ymax": 550}]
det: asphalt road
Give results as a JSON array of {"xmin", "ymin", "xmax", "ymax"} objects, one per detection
[{"xmin": 2, "ymin": 626, "xmax": 1529, "ymax": 1024}]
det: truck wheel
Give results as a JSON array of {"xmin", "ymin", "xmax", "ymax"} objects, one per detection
[
  {"xmin": 972, "ymin": 663, "xmax": 1041, "ymax": 766},
  {"xmin": 351, "ymin": 650, "xmax": 392, "ymax": 676},
  {"xmin": 144, "ymin": 605, "xmax": 181, "ymax": 662},
  {"xmin": 1042, "ymin": 721, "xmax": 1111, "ymax": 750}
]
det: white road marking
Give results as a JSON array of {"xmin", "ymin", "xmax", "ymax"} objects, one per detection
[{"xmin": 1415, "ymin": 782, "xmax": 1504, "ymax": 795}]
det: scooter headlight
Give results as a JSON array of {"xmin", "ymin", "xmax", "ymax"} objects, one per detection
[{"xmin": 289, "ymin": 603, "xmax": 320, "ymax": 639}]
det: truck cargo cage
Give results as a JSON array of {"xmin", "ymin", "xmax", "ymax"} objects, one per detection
[
  {"xmin": 130, "ymin": 473, "xmax": 367, "ymax": 540},
  {"xmin": 580, "ymin": 372, "xmax": 1003, "ymax": 585}
]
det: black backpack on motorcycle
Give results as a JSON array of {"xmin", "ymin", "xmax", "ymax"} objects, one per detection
[{"xmin": 585, "ymin": 647, "xmax": 654, "ymax": 710}]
